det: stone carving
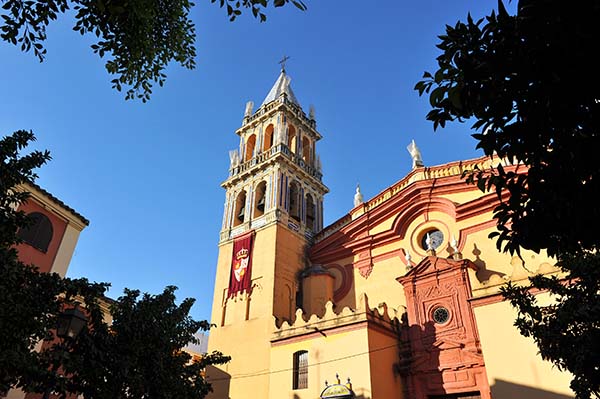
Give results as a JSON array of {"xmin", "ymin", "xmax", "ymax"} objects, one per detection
[
  {"xmin": 405, "ymin": 251, "xmax": 413, "ymax": 271},
  {"xmin": 309, "ymin": 104, "xmax": 316, "ymax": 120},
  {"xmin": 353, "ymin": 184, "xmax": 364, "ymax": 207},
  {"xmin": 425, "ymin": 233, "xmax": 434, "ymax": 251},
  {"xmin": 420, "ymin": 282, "xmax": 457, "ymax": 300},
  {"xmin": 358, "ymin": 264, "xmax": 373, "ymax": 279},
  {"xmin": 406, "ymin": 139, "xmax": 424, "ymax": 169},
  {"xmin": 244, "ymin": 100, "xmax": 254, "ymax": 117},
  {"xmin": 229, "ymin": 149, "xmax": 240, "ymax": 168}
]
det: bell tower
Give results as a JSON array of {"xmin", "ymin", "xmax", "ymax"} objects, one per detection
[{"xmin": 206, "ymin": 67, "xmax": 328, "ymax": 398}]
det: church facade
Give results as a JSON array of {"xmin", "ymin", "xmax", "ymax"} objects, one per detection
[{"xmin": 206, "ymin": 69, "xmax": 575, "ymax": 399}]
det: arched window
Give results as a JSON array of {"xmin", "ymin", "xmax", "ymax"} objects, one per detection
[
  {"xmin": 306, "ymin": 194, "xmax": 315, "ymax": 231},
  {"xmin": 254, "ymin": 181, "xmax": 267, "ymax": 218},
  {"xmin": 288, "ymin": 125, "xmax": 297, "ymax": 154},
  {"xmin": 17, "ymin": 212, "xmax": 53, "ymax": 253},
  {"xmin": 288, "ymin": 182, "xmax": 300, "ymax": 222},
  {"xmin": 302, "ymin": 136, "xmax": 311, "ymax": 164},
  {"xmin": 292, "ymin": 350, "xmax": 308, "ymax": 390},
  {"xmin": 263, "ymin": 124, "xmax": 274, "ymax": 152},
  {"xmin": 233, "ymin": 191, "xmax": 247, "ymax": 227},
  {"xmin": 245, "ymin": 134, "xmax": 256, "ymax": 162}
]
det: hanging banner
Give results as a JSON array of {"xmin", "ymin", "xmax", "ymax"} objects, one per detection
[{"xmin": 228, "ymin": 231, "xmax": 254, "ymax": 298}]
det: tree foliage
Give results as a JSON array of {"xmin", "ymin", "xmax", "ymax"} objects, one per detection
[
  {"xmin": 210, "ymin": 0, "xmax": 306, "ymax": 22},
  {"xmin": 416, "ymin": 1, "xmax": 600, "ymax": 397},
  {"xmin": 0, "ymin": 130, "xmax": 229, "ymax": 398},
  {"xmin": 501, "ymin": 253, "xmax": 600, "ymax": 398},
  {"xmin": 0, "ymin": 0, "xmax": 306, "ymax": 101},
  {"xmin": 56, "ymin": 287, "xmax": 230, "ymax": 399}
]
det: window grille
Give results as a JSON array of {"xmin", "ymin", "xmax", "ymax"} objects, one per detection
[{"xmin": 293, "ymin": 350, "xmax": 308, "ymax": 389}]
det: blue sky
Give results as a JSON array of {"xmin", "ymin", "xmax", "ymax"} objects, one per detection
[{"xmin": 1, "ymin": 1, "xmax": 505, "ymax": 321}]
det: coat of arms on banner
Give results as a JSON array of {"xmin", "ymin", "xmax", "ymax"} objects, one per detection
[
  {"xmin": 233, "ymin": 247, "xmax": 249, "ymax": 282},
  {"xmin": 228, "ymin": 232, "xmax": 254, "ymax": 298}
]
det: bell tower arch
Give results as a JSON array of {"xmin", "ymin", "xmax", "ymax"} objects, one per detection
[{"xmin": 207, "ymin": 67, "xmax": 328, "ymax": 399}]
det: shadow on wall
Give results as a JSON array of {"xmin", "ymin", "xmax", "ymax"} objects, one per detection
[
  {"xmin": 205, "ymin": 365, "xmax": 231, "ymax": 399},
  {"xmin": 491, "ymin": 379, "xmax": 574, "ymax": 399},
  {"xmin": 472, "ymin": 243, "xmax": 506, "ymax": 283},
  {"xmin": 397, "ymin": 321, "xmax": 445, "ymax": 398}
]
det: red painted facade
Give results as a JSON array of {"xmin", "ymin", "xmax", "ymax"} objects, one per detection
[
  {"xmin": 15, "ymin": 199, "xmax": 68, "ymax": 273},
  {"xmin": 397, "ymin": 256, "xmax": 491, "ymax": 399}
]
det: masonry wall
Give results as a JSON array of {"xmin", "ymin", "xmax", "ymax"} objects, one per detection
[
  {"xmin": 15, "ymin": 199, "xmax": 69, "ymax": 274},
  {"xmin": 269, "ymin": 326, "xmax": 372, "ymax": 399},
  {"xmin": 207, "ymin": 225, "xmax": 278, "ymax": 399},
  {"xmin": 473, "ymin": 296, "xmax": 574, "ymax": 399}
]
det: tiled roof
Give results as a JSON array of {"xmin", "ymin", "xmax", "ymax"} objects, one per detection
[
  {"xmin": 28, "ymin": 182, "xmax": 90, "ymax": 226},
  {"xmin": 261, "ymin": 70, "xmax": 301, "ymax": 107}
]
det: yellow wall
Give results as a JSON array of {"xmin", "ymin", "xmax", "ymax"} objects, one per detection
[
  {"xmin": 352, "ymin": 257, "xmax": 407, "ymax": 319},
  {"xmin": 207, "ymin": 222, "xmax": 310, "ymax": 399},
  {"xmin": 474, "ymin": 296, "xmax": 574, "ymax": 399},
  {"xmin": 269, "ymin": 327, "xmax": 373, "ymax": 399},
  {"xmin": 274, "ymin": 227, "xmax": 308, "ymax": 322},
  {"xmin": 207, "ymin": 225, "xmax": 278, "ymax": 399},
  {"xmin": 367, "ymin": 327, "xmax": 404, "ymax": 399}
]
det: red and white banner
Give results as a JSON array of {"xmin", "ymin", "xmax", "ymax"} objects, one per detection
[{"xmin": 228, "ymin": 231, "xmax": 254, "ymax": 298}]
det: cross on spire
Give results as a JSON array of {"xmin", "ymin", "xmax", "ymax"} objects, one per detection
[{"xmin": 278, "ymin": 55, "xmax": 290, "ymax": 72}]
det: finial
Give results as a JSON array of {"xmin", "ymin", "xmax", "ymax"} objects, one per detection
[
  {"xmin": 309, "ymin": 104, "xmax": 316, "ymax": 120},
  {"xmin": 354, "ymin": 184, "xmax": 364, "ymax": 207},
  {"xmin": 325, "ymin": 380, "xmax": 328, "ymax": 387},
  {"xmin": 346, "ymin": 377, "xmax": 353, "ymax": 390},
  {"xmin": 451, "ymin": 236, "xmax": 458, "ymax": 252},
  {"xmin": 336, "ymin": 373, "xmax": 341, "ymax": 384},
  {"xmin": 451, "ymin": 235, "xmax": 462, "ymax": 260},
  {"xmin": 229, "ymin": 149, "xmax": 240, "ymax": 169},
  {"xmin": 405, "ymin": 251, "xmax": 413, "ymax": 270},
  {"xmin": 244, "ymin": 101, "xmax": 254, "ymax": 118},
  {"xmin": 426, "ymin": 233, "xmax": 436, "ymax": 256},
  {"xmin": 406, "ymin": 139, "xmax": 424, "ymax": 169},
  {"xmin": 278, "ymin": 55, "xmax": 290, "ymax": 72}
]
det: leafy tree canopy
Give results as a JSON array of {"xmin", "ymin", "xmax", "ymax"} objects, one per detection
[
  {"xmin": 415, "ymin": 0, "xmax": 600, "ymax": 258},
  {"xmin": 58, "ymin": 287, "xmax": 230, "ymax": 399},
  {"xmin": 0, "ymin": 131, "xmax": 229, "ymax": 398},
  {"xmin": 0, "ymin": 0, "xmax": 306, "ymax": 101},
  {"xmin": 416, "ymin": 1, "xmax": 600, "ymax": 398}
]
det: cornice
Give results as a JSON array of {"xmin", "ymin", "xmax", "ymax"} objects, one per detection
[{"xmin": 236, "ymin": 97, "xmax": 322, "ymax": 141}]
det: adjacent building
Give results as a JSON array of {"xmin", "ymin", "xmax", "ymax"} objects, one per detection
[
  {"xmin": 5, "ymin": 183, "xmax": 88, "ymax": 399},
  {"xmin": 14, "ymin": 182, "xmax": 89, "ymax": 277}
]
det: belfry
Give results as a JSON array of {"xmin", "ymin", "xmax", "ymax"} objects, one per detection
[{"xmin": 207, "ymin": 66, "xmax": 328, "ymax": 399}]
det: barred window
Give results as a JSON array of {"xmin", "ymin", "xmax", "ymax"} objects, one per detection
[
  {"xmin": 292, "ymin": 350, "xmax": 308, "ymax": 390},
  {"xmin": 17, "ymin": 212, "xmax": 53, "ymax": 253}
]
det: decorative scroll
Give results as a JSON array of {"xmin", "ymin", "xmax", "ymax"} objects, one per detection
[{"xmin": 228, "ymin": 231, "xmax": 255, "ymax": 298}]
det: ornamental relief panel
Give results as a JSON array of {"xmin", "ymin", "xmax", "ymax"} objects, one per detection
[{"xmin": 418, "ymin": 281, "xmax": 458, "ymax": 300}]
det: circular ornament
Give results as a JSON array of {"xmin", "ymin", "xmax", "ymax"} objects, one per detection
[{"xmin": 432, "ymin": 306, "xmax": 450, "ymax": 324}]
